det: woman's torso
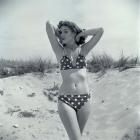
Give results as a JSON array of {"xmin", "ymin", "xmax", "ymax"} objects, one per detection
[
  {"xmin": 57, "ymin": 47, "xmax": 89, "ymax": 95},
  {"xmin": 59, "ymin": 68, "xmax": 89, "ymax": 95}
]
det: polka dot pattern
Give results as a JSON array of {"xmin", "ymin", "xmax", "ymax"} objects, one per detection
[
  {"xmin": 60, "ymin": 54, "xmax": 86, "ymax": 70},
  {"xmin": 58, "ymin": 94, "xmax": 91, "ymax": 112}
]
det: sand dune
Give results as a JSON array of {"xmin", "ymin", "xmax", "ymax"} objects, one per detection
[{"xmin": 0, "ymin": 68, "xmax": 140, "ymax": 140}]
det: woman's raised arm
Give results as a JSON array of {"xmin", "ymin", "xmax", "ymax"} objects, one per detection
[
  {"xmin": 77, "ymin": 27, "xmax": 104, "ymax": 56},
  {"xmin": 46, "ymin": 21, "xmax": 63, "ymax": 56}
]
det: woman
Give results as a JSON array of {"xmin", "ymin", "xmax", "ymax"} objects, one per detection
[{"xmin": 46, "ymin": 20, "xmax": 104, "ymax": 140}]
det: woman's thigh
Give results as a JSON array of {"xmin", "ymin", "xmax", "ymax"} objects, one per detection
[
  {"xmin": 57, "ymin": 100, "xmax": 82, "ymax": 140},
  {"xmin": 77, "ymin": 99, "xmax": 91, "ymax": 134}
]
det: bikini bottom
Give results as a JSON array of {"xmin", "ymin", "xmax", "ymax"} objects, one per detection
[{"xmin": 58, "ymin": 94, "xmax": 91, "ymax": 112}]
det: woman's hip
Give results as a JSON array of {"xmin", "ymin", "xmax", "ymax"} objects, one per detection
[{"xmin": 57, "ymin": 93, "xmax": 91, "ymax": 112}]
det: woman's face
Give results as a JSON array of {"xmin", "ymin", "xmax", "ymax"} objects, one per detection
[{"xmin": 59, "ymin": 26, "xmax": 76, "ymax": 46}]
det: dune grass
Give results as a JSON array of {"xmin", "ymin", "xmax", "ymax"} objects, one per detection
[
  {"xmin": 0, "ymin": 53, "xmax": 139, "ymax": 78},
  {"xmin": 87, "ymin": 53, "xmax": 139, "ymax": 73},
  {"xmin": 0, "ymin": 57, "xmax": 56, "ymax": 78}
]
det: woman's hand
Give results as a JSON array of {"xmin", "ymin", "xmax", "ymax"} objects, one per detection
[{"xmin": 75, "ymin": 30, "xmax": 87, "ymax": 42}]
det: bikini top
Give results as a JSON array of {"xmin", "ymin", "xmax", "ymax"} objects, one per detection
[{"xmin": 60, "ymin": 47, "xmax": 86, "ymax": 70}]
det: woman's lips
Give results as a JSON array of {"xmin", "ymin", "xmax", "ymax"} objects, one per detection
[
  {"xmin": 59, "ymin": 38, "xmax": 66, "ymax": 45},
  {"xmin": 61, "ymin": 39, "xmax": 65, "ymax": 43},
  {"xmin": 61, "ymin": 38, "xmax": 65, "ymax": 41}
]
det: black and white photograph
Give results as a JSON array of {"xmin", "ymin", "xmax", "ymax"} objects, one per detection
[{"xmin": 0, "ymin": 0, "xmax": 139, "ymax": 140}]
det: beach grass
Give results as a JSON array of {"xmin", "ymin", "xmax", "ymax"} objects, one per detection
[
  {"xmin": 87, "ymin": 53, "xmax": 139, "ymax": 73},
  {"xmin": 0, "ymin": 57, "xmax": 56, "ymax": 78},
  {"xmin": 0, "ymin": 54, "xmax": 139, "ymax": 78}
]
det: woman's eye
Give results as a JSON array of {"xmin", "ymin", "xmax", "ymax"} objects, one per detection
[{"xmin": 64, "ymin": 31, "xmax": 68, "ymax": 33}]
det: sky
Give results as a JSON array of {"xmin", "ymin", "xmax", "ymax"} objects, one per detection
[{"xmin": 0, "ymin": 0, "xmax": 139, "ymax": 62}]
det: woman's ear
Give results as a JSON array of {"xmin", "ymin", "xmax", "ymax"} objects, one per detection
[
  {"xmin": 75, "ymin": 32, "xmax": 81, "ymax": 43},
  {"xmin": 75, "ymin": 35, "xmax": 79, "ymax": 43}
]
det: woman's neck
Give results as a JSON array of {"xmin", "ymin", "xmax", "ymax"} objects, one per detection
[
  {"xmin": 66, "ymin": 43, "xmax": 78, "ymax": 51},
  {"xmin": 65, "ymin": 44, "xmax": 80, "ymax": 57}
]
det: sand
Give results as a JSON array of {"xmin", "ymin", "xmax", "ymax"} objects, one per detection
[{"xmin": 0, "ymin": 67, "xmax": 140, "ymax": 140}]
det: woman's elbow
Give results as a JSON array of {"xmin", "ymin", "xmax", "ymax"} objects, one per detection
[
  {"xmin": 98, "ymin": 28, "xmax": 104, "ymax": 37},
  {"xmin": 46, "ymin": 20, "xmax": 51, "ymax": 26},
  {"xmin": 46, "ymin": 21, "xmax": 52, "ymax": 30},
  {"xmin": 46, "ymin": 22, "xmax": 49, "ymax": 32},
  {"xmin": 100, "ymin": 27, "xmax": 104, "ymax": 34}
]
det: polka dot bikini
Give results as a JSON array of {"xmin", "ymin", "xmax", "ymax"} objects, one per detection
[
  {"xmin": 58, "ymin": 94, "xmax": 91, "ymax": 112},
  {"xmin": 59, "ymin": 48, "xmax": 90, "ymax": 112},
  {"xmin": 60, "ymin": 54, "xmax": 86, "ymax": 70}
]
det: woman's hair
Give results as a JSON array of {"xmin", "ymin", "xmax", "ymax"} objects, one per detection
[{"xmin": 57, "ymin": 20, "xmax": 86, "ymax": 46}]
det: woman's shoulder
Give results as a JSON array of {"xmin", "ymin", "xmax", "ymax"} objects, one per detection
[
  {"xmin": 55, "ymin": 47, "xmax": 65, "ymax": 62},
  {"xmin": 79, "ymin": 45, "xmax": 86, "ymax": 56}
]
